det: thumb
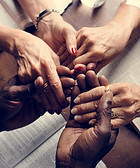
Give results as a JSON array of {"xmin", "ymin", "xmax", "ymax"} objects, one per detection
[
  {"xmin": 63, "ymin": 27, "xmax": 77, "ymax": 55},
  {"xmin": 96, "ymin": 91, "xmax": 113, "ymax": 130},
  {"xmin": 7, "ymin": 76, "xmax": 43, "ymax": 100}
]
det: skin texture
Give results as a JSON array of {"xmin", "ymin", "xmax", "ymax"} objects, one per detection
[
  {"xmin": 0, "ymin": 26, "xmax": 70, "ymax": 113},
  {"xmin": 0, "ymin": 66, "xmax": 75, "ymax": 131},
  {"xmin": 39, "ymin": 66, "xmax": 75, "ymax": 114},
  {"xmin": 17, "ymin": 0, "xmax": 77, "ymax": 55},
  {"xmin": 72, "ymin": 78, "xmax": 140, "ymax": 129},
  {"xmin": 37, "ymin": 13, "xmax": 77, "ymax": 55},
  {"xmin": 56, "ymin": 72, "xmax": 118, "ymax": 168},
  {"xmin": 60, "ymin": 3, "xmax": 140, "ymax": 73}
]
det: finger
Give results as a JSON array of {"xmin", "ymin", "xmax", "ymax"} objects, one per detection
[
  {"xmin": 60, "ymin": 50, "xmax": 70, "ymax": 64},
  {"xmin": 45, "ymin": 60, "xmax": 69, "ymax": 108},
  {"xmin": 87, "ymin": 62, "xmax": 97, "ymax": 70},
  {"xmin": 74, "ymin": 112, "xmax": 97, "ymax": 123},
  {"xmin": 42, "ymin": 86, "xmax": 62, "ymax": 114},
  {"xmin": 70, "ymin": 64, "xmax": 86, "ymax": 77},
  {"xmin": 89, "ymin": 119, "xmax": 97, "ymax": 126},
  {"xmin": 73, "ymin": 52, "xmax": 96, "ymax": 65},
  {"xmin": 71, "ymin": 85, "xmax": 80, "ymax": 103},
  {"xmin": 57, "ymin": 65, "xmax": 71, "ymax": 76},
  {"xmin": 86, "ymin": 70, "xmax": 100, "ymax": 89},
  {"xmin": 60, "ymin": 77, "xmax": 75, "ymax": 89},
  {"xmin": 111, "ymin": 119, "xmax": 124, "ymax": 129},
  {"xmin": 77, "ymin": 41, "xmax": 90, "ymax": 56},
  {"xmin": 74, "ymin": 64, "xmax": 87, "ymax": 74},
  {"xmin": 40, "ymin": 94, "xmax": 54, "ymax": 114},
  {"xmin": 77, "ymin": 74, "xmax": 86, "ymax": 92},
  {"xmin": 63, "ymin": 89, "xmax": 72, "ymax": 97},
  {"xmin": 63, "ymin": 28, "xmax": 77, "ymax": 56},
  {"xmin": 73, "ymin": 86, "xmax": 105, "ymax": 104},
  {"xmin": 112, "ymin": 94, "xmax": 134, "ymax": 107},
  {"xmin": 57, "ymin": 44, "xmax": 67, "ymax": 56},
  {"xmin": 98, "ymin": 75, "xmax": 110, "ymax": 86},
  {"xmin": 110, "ymin": 106, "xmax": 133, "ymax": 128},
  {"xmin": 71, "ymin": 100, "xmax": 98, "ymax": 115},
  {"xmin": 62, "ymin": 54, "xmax": 76, "ymax": 68},
  {"xmin": 96, "ymin": 91, "xmax": 113, "ymax": 129},
  {"xmin": 70, "ymin": 85, "xmax": 80, "ymax": 120},
  {"xmin": 6, "ymin": 76, "xmax": 43, "ymax": 100}
]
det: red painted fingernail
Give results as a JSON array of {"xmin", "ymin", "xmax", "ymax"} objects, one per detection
[
  {"xmin": 72, "ymin": 47, "xmax": 77, "ymax": 55},
  {"xmin": 75, "ymin": 66, "xmax": 83, "ymax": 71}
]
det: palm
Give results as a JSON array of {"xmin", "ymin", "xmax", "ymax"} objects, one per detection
[
  {"xmin": 56, "ymin": 71, "xmax": 119, "ymax": 168},
  {"xmin": 56, "ymin": 92, "xmax": 118, "ymax": 168}
]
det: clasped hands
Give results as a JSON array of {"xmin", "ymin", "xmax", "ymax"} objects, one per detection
[
  {"xmin": 0, "ymin": 66, "xmax": 119, "ymax": 168},
  {"xmin": 56, "ymin": 70, "xmax": 119, "ymax": 168}
]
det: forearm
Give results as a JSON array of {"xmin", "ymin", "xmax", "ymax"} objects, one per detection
[
  {"xmin": 110, "ymin": 1, "xmax": 140, "ymax": 37},
  {"xmin": 126, "ymin": 0, "xmax": 140, "ymax": 9},
  {"xmin": 0, "ymin": 25, "xmax": 15, "ymax": 53},
  {"xmin": 0, "ymin": 25, "xmax": 33, "ymax": 57},
  {"xmin": 17, "ymin": 0, "xmax": 58, "ymax": 24}
]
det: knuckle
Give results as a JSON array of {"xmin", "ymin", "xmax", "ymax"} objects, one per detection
[
  {"xmin": 122, "ymin": 96, "xmax": 133, "ymax": 105},
  {"xmin": 80, "ymin": 27, "xmax": 88, "ymax": 34},
  {"xmin": 124, "ymin": 107, "xmax": 135, "ymax": 119},
  {"xmin": 86, "ymin": 36, "xmax": 94, "ymax": 45},
  {"xmin": 50, "ymin": 81, "xmax": 61, "ymax": 90},
  {"xmin": 41, "ymin": 58, "xmax": 50, "ymax": 66}
]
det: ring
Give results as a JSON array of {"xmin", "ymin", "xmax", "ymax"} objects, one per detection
[
  {"xmin": 42, "ymin": 82, "xmax": 49, "ymax": 93},
  {"xmin": 105, "ymin": 86, "xmax": 110, "ymax": 92},
  {"xmin": 111, "ymin": 110, "xmax": 119, "ymax": 119}
]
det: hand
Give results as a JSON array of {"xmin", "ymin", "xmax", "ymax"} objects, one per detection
[
  {"xmin": 72, "ymin": 81, "xmax": 140, "ymax": 129},
  {"xmin": 61, "ymin": 22, "xmax": 130, "ymax": 72},
  {"xmin": 0, "ymin": 75, "xmax": 44, "ymax": 131},
  {"xmin": 70, "ymin": 70, "xmax": 109, "ymax": 125},
  {"xmin": 0, "ymin": 66, "xmax": 75, "ymax": 131},
  {"xmin": 57, "ymin": 66, "xmax": 75, "ymax": 97},
  {"xmin": 56, "ymin": 84, "xmax": 118, "ymax": 168},
  {"xmin": 8, "ymin": 29, "xmax": 69, "ymax": 111},
  {"xmin": 40, "ymin": 65, "xmax": 75, "ymax": 114},
  {"xmin": 38, "ymin": 12, "xmax": 77, "ymax": 55}
]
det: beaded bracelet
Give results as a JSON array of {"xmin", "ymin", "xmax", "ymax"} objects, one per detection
[{"xmin": 35, "ymin": 9, "xmax": 59, "ymax": 30}]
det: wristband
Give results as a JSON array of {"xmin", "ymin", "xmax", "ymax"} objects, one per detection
[{"xmin": 35, "ymin": 9, "xmax": 59, "ymax": 30}]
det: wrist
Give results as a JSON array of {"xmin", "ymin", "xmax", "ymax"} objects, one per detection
[
  {"xmin": 0, "ymin": 26, "xmax": 15, "ymax": 54},
  {"xmin": 35, "ymin": 9, "xmax": 60, "ymax": 30},
  {"xmin": 112, "ymin": 4, "xmax": 140, "ymax": 34},
  {"xmin": 38, "ymin": 11, "xmax": 62, "ymax": 29}
]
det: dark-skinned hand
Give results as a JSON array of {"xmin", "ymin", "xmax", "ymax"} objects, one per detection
[
  {"xmin": 56, "ymin": 70, "xmax": 119, "ymax": 168},
  {"xmin": 0, "ymin": 66, "xmax": 75, "ymax": 131}
]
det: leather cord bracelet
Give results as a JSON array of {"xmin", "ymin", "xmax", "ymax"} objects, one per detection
[{"xmin": 35, "ymin": 9, "xmax": 59, "ymax": 30}]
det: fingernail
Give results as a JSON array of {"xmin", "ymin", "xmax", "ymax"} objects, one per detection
[
  {"xmin": 74, "ymin": 97, "xmax": 80, "ymax": 104},
  {"xmin": 71, "ymin": 47, "xmax": 77, "ymax": 55},
  {"xmin": 89, "ymin": 120, "xmax": 95, "ymax": 126},
  {"xmin": 75, "ymin": 66, "xmax": 83, "ymax": 72},
  {"xmin": 71, "ymin": 107, "xmax": 78, "ymax": 114},
  {"xmin": 74, "ymin": 115, "xmax": 82, "ymax": 121}
]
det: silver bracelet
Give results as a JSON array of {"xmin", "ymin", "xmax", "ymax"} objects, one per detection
[{"xmin": 35, "ymin": 9, "xmax": 59, "ymax": 30}]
